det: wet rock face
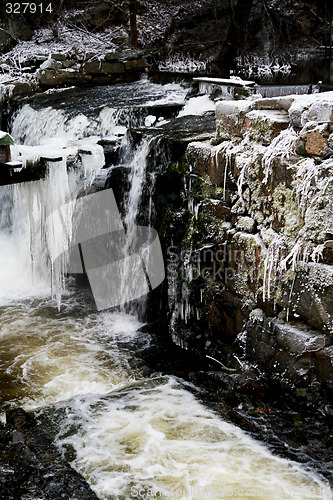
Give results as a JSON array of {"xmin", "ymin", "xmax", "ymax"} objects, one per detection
[
  {"xmin": 0, "ymin": 408, "xmax": 98, "ymax": 499},
  {"xmin": 245, "ymin": 311, "xmax": 333, "ymax": 400},
  {"xmin": 153, "ymin": 91, "xmax": 333, "ymax": 406}
]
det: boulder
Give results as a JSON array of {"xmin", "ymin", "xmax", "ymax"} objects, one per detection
[
  {"xmin": 216, "ymin": 100, "xmax": 253, "ymax": 138},
  {"xmin": 185, "ymin": 141, "xmax": 226, "ymax": 185},
  {"xmin": 305, "ymin": 124, "xmax": 329, "ymax": 156},
  {"xmin": 124, "ymin": 58, "xmax": 148, "ymax": 71},
  {"xmin": 278, "ymin": 262, "xmax": 333, "ymax": 334},
  {"xmin": 37, "ymin": 69, "xmax": 93, "ymax": 86},
  {"xmin": 40, "ymin": 58, "xmax": 63, "ymax": 70},
  {"xmin": 314, "ymin": 346, "xmax": 333, "ymax": 393},
  {"xmin": 306, "ymin": 130, "xmax": 328, "ymax": 156},
  {"xmin": 307, "ymin": 100, "xmax": 333, "ymax": 124},
  {"xmin": 235, "ymin": 216, "xmax": 256, "ymax": 233},
  {"xmin": 289, "ymin": 92, "xmax": 333, "ymax": 129},
  {"xmin": 11, "ymin": 81, "xmax": 36, "ymax": 97},
  {"xmin": 228, "ymin": 232, "xmax": 266, "ymax": 299},
  {"xmin": 205, "ymin": 200, "xmax": 231, "ymax": 219},
  {"xmin": 2, "ymin": 408, "xmax": 99, "ymax": 499},
  {"xmin": 276, "ymin": 323, "xmax": 329, "ymax": 355},
  {"xmin": 245, "ymin": 312, "xmax": 333, "ymax": 392},
  {"xmin": 186, "ymin": 141, "xmax": 213, "ymax": 176},
  {"xmin": 254, "ymin": 96, "xmax": 295, "ymax": 112},
  {"xmin": 51, "ymin": 53, "xmax": 67, "ymax": 61},
  {"xmin": 105, "ymin": 49, "xmax": 144, "ymax": 62}
]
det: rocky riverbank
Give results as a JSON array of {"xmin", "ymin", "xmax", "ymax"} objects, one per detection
[
  {"xmin": 1, "ymin": 0, "xmax": 331, "ymax": 86},
  {"xmin": 0, "ymin": 82, "xmax": 333, "ymax": 493},
  {"xmin": 145, "ymin": 91, "xmax": 333, "ymax": 412},
  {"xmin": 0, "ymin": 409, "xmax": 98, "ymax": 499}
]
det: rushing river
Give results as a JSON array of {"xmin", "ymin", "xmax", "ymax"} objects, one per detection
[{"xmin": 0, "ymin": 79, "xmax": 332, "ymax": 499}]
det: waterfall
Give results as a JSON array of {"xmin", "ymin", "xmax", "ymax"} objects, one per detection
[
  {"xmin": 2, "ymin": 95, "xmax": 165, "ymax": 313},
  {"xmin": 1, "ymin": 103, "xmax": 106, "ymax": 306},
  {"xmin": 0, "ymin": 182, "xmax": 49, "ymax": 302},
  {"xmin": 1, "ymin": 82, "xmax": 331, "ymax": 499},
  {"xmin": 124, "ymin": 139, "xmax": 152, "ymax": 230},
  {"xmin": 11, "ymin": 104, "xmax": 130, "ymax": 145},
  {"xmin": 114, "ymin": 136, "xmax": 164, "ymax": 317},
  {"xmin": 0, "ymin": 156, "xmax": 103, "ymax": 306}
]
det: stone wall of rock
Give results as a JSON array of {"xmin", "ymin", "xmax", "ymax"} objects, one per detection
[
  {"xmin": 157, "ymin": 91, "xmax": 333, "ymax": 406},
  {"xmin": 36, "ymin": 51, "xmax": 148, "ymax": 87}
]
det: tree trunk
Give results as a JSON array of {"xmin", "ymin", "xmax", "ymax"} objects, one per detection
[{"xmin": 129, "ymin": 0, "xmax": 138, "ymax": 48}]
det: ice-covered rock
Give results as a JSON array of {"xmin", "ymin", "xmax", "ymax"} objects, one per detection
[
  {"xmin": 289, "ymin": 91, "xmax": 333, "ymax": 128},
  {"xmin": 236, "ymin": 216, "xmax": 256, "ymax": 233},
  {"xmin": 145, "ymin": 115, "xmax": 157, "ymax": 127},
  {"xmin": 243, "ymin": 109, "xmax": 290, "ymax": 144},
  {"xmin": 254, "ymin": 96, "xmax": 295, "ymax": 112},
  {"xmin": 40, "ymin": 58, "xmax": 62, "ymax": 70},
  {"xmin": 216, "ymin": 100, "xmax": 253, "ymax": 138}
]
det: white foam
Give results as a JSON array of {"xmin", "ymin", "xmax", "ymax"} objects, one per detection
[
  {"xmin": 178, "ymin": 95, "xmax": 215, "ymax": 117},
  {"xmin": 0, "ymin": 306, "xmax": 140, "ymax": 410},
  {"xmin": 44, "ymin": 377, "xmax": 331, "ymax": 500},
  {"xmin": 0, "ymin": 143, "xmax": 104, "ymax": 305}
]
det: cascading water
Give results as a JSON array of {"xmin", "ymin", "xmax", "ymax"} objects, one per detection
[
  {"xmin": 118, "ymin": 138, "xmax": 153, "ymax": 316},
  {"xmin": 0, "ymin": 146, "xmax": 104, "ymax": 306},
  {"xmin": 0, "ymin": 81, "xmax": 332, "ymax": 499}
]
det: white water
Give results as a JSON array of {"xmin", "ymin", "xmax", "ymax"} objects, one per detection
[
  {"xmin": 0, "ymin": 84, "xmax": 332, "ymax": 499},
  {"xmin": 39, "ymin": 375, "xmax": 332, "ymax": 500},
  {"xmin": 11, "ymin": 104, "xmax": 125, "ymax": 145},
  {"xmin": 178, "ymin": 95, "xmax": 215, "ymax": 117},
  {"xmin": 0, "ymin": 294, "xmax": 331, "ymax": 499},
  {"xmin": 11, "ymin": 79, "xmax": 188, "ymax": 146},
  {"xmin": 0, "ymin": 146, "xmax": 103, "ymax": 306}
]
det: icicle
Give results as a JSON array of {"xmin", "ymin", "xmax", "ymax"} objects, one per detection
[
  {"xmin": 262, "ymin": 128, "xmax": 298, "ymax": 184},
  {"xmin": 158, "ymin": 54, "xmax": 207, "ymax": 73},
  {"xmin": 224, "ymin": 150, "xmax": 231, "ymax": 201},
  {"xmin": 292, "ymin": 157, "xmax": 321, "ymax": 218},
  {"xmin": 263, "ymin": 239, "xmax": 286, "ymax": 303}
]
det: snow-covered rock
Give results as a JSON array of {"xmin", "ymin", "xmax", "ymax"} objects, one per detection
[{"xmin": 216, "ymin": 100, "xmax": 253, "ymax": 138}]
